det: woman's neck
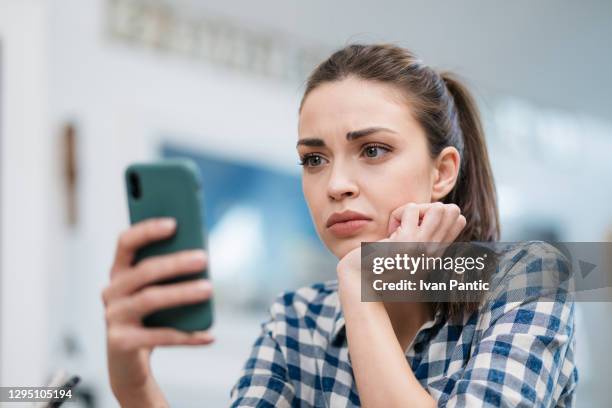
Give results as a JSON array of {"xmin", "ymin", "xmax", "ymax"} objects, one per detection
[{"xmin": 383, "ymin": 301, "xmax": 434, "ymax": 353}]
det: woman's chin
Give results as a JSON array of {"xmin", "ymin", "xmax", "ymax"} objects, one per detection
[{"xmin": 329, "ymin": 232, "xmax": 385, "ymax": 259}]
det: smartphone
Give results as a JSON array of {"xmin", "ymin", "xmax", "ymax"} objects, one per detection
[{"xmin": 124, "ymin": 158, "xmax": 214, "ymax": 332}]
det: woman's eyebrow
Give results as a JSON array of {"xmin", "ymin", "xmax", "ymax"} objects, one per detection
[
  {"xmin": 296, "ymin": 126, "xmax": 397, "ymax": 148},
  {"xmin": 346, "ymin": 126, "xmax": 397, "ymax": 141},
  {"xmin": 296, "ymin": 138, "xmax": 325, "ymax": 148}
]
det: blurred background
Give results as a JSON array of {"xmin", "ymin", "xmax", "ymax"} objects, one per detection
[{"xmin": 1, "ymin": 0, "xmax": 611, "ymax": 406}]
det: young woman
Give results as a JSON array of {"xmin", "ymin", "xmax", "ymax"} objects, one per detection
[{"xmin": 102, "ymin": 44, "xmax": 577, "ymax": 407}]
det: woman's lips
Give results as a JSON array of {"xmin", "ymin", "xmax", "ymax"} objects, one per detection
[{"xmin": 328, "ymin": 219, "xmax": 370, "ymax": 238}]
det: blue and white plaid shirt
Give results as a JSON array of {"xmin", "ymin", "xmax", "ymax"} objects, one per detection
[{"xmin": 229, "ymin": 241, "xmax": 578, "ymax": 407}]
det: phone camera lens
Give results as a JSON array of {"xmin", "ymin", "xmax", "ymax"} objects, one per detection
[{"xmin": 128, "ymin": 171, "xmax": 142, "ymax": 199}]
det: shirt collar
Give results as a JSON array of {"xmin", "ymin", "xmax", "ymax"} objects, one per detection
[{"xmin": 330, "ymin": 299, "xmax": 346, "ymax": 347}]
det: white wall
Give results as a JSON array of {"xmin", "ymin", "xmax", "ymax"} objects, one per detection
[
  {"xmin": 0, "ymin": 0, "xmax": 52, "ymax": 388},
  {"xmin": 182, "ymin": 0, "xmax": 612, "ymax": 119}
]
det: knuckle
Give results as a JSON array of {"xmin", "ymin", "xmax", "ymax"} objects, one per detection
[
  {"xmin": 107, "ymin": 326, "xmax": 120, "ymax": 343},
  {"xmin": 101, "ymin": 287, "xmax": 110, "ymax": 305},
  {"xmin": 109, "ymin": 264, "xmax": 121, "ymax": 277},
  {"xmin": 448, "ymin": 203, "xmax": 461, "ymax": 215},
  {"xmin": 107, "ymin": 328, "xmax": 130, "ymax": 351},
  {"xmin": 428, "ymin": 203, "xmax": 442, "ymax": 214},
  {"xmin": 138, "ymin": 258, "xmax": 160, "ymax": 281},
  {"xmin": 104, "ymin": 306, "xmax": 115, "ymax": 325},
  {"xmin": 117, "ymin": 229, "xmax": 131, "ymax": 248}
]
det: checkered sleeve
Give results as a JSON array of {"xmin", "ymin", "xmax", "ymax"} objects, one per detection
[
  {"xmin": 229, "ymin": 293, "xmax": 295, "ymax": 407},
  {"xmin": 440, "ymin": 242, "xmax": 578, "ymax": 407}
]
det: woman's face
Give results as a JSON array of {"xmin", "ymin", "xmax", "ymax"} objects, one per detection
[{"xmin": 298, "ymin": 76, "xmax": 451, "ymax": 259}]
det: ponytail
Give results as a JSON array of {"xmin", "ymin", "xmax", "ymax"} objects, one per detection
[{"xmin": 440, "ymin": 72, "xmax": 500, "ymax": 242}]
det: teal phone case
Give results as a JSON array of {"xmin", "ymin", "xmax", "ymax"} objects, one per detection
[{"xmin": 124, "ymin": 158, "xmax": 214, "ymax": 332}]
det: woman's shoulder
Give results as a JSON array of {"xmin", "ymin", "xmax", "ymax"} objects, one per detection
[
  {"xmin": 493, "ymin": 239, "xmax": 570, "ymax": 276},
  {"xmin": 486, "ymin": 240, "xmax": 572, "ymax": 298},
  {"xmin": 452, "ymin": 241, "xmax": 578, "ymax": 407},
  {"xmin": 477, "ymin": 239, "xmax": 575, "ymax": 327}
]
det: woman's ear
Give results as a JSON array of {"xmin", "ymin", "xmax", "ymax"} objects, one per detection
[{"xmin": 431, "ymin": 146, "xmax": 461, "ymax": 202}]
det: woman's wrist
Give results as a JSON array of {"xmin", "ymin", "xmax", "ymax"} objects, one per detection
[
  {"xmin": 114, "ymin": 377, "xmax": 169, "ymax": 408},
  {"xmin": 336, "ymin": 263, "xmax": 360, "ymax": 302}
]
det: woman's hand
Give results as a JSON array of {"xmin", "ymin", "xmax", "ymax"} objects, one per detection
[
  {"xmin": 337, "ymin": 202, "xmax": 466, "ymax": 285},
  {"xmin": 386, "ymin": 201, "xmax": 466, "ymax": 243},
  {"xmin": 335, "ymin": 202, "xmax": 465, "ymax": 408},
  {"xmin": 101, "ymin": 217, "xmax": 215, "ymax": 406}
]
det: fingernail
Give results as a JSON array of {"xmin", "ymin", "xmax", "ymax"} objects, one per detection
[
  {"xmin": 191, "ymin": 331, "xmax": 212, "ymax": 341},
  {"xmin": 197, "ymin": 280, "xmax": 211, "ymax": 291},
  {"xmin": 190, "ymin": 250, "xmax": 206, "ymax": 262},
  {"xmin": 159, "ymin": 218, "xmax": 176, "ymax": 229}
]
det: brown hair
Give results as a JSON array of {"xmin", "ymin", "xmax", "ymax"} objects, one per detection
[{"xmin": 300, "ymin": 43, "xmax": 501, "ymax": 321}]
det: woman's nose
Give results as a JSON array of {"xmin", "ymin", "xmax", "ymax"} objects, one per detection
[{"xmin": 327, "ymin": 163, "xmax": 359, "ymax": 201}]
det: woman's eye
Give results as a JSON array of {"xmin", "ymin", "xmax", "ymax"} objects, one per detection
[
  {"xmin": 299, "ymin": 154, "xmax": 327, "ymax": 167},
  {"xmin": 362, "ymin": 144, "xmax": 391, "ymax": 158}
]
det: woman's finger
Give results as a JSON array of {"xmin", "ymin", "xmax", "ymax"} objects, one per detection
[
  {"xmin": 430, "ymin": 204, "xmax": 461, "ymax": 243},
  {"xmin": 442, "ymin": 214, "xmax": 467, "ymax": 243},
  {"xmin": 107, "ymin": 279, "xmax": 212, "ymax": 324},
  {"xmin": 141, "ymin": 328, "xmax": 215, "ymax": 347},
  {"xmin": 387, "ymin": 202, "xmax": 430, "ymax": 236},
  {"xmin": 104, "ymin": 249, "xmax": 207, "ymax": 303},
  {"xmin": 131, "ymin": 279, "xmax": 212, "ymax": 321},
  {"xmin": 112, "ymin": 217, "xmax": 177, "ymax": 274},
  {"xmin": 387, "ymin": 206, "xmax": 403, "ymax": 235},
  {"xmin": 108, "ymin": 326, "xmax": 215, "ymax": 352},
  {"xmin": 416, "ymin": 202, "xmax": 445, "ymax": 241}
]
